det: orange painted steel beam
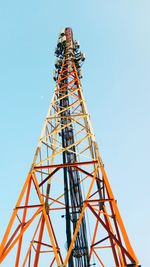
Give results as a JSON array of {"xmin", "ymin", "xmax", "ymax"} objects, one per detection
[
  {"xmin": 89, "ymin": 210, "xmax": 101, "ymax": 261},
  {"xmin": 100, "ymin": 165, "xmax": 139, "ymax": 264},
  {"xmin": 15, "ymin": 177, "xmax": 32, "ymax": 267},
  {"xmin": 93, "ymin": 249, "xmax": 105, "ymax": 267},
  {"xmin": 22, "ymin": 215, "xmax": 43, "ymax": 267},
  {"xmin": 33, "ymin": 215, "xmax": 45, "ymax": 267},
  {"xmin": 87, "ymin": 203, "xmax": 136, "ymax": 264}
]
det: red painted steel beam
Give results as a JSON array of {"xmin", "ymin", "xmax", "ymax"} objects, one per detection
[
  {"xmin": 34, "ymin": 160, "xmax": 98, "ymax": 170},
  {"xmin": 15, "ymin": 204, "xmax": 43, "ymax": 209},
  {"xmin": 38, "ymin": 168, "xmax": 60, "ymax": 187}
]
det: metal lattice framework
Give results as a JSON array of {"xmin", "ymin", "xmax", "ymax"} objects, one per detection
[{"xmin": 0, "ymin": 28, "xmax": 140, "ymax": 267}]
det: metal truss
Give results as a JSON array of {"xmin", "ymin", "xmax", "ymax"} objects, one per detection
[{"xmin": 0, "ymin": 28, "xmax": 140, "ymax": 267}]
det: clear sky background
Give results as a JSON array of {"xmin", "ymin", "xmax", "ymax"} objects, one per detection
[{"xmin": 0, "ymin": 0, "xmax": 149, "ymax": 266}]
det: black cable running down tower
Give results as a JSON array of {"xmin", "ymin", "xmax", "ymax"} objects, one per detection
[{"xmin": 55, "ymin": 28, "xmax": 89, "ymax": 267}]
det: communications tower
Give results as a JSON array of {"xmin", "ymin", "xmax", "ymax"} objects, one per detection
[{"xmin": 0, "ymin": 28, "xmax": 140, "ymax": 267}]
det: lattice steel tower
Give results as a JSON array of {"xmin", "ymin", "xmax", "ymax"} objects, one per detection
[{"xmin": 0, "ymin": 28, "xmax": 140, "ymax": 267}]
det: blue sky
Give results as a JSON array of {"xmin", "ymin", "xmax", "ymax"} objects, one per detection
[{"xmin": 0, "ymin": 0, "xmax": 149, "ymax": 265}]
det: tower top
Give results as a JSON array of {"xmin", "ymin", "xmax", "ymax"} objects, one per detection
[{"xmin": 54, "ymin": 27, "xmax": 85, "ymax": 81}]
